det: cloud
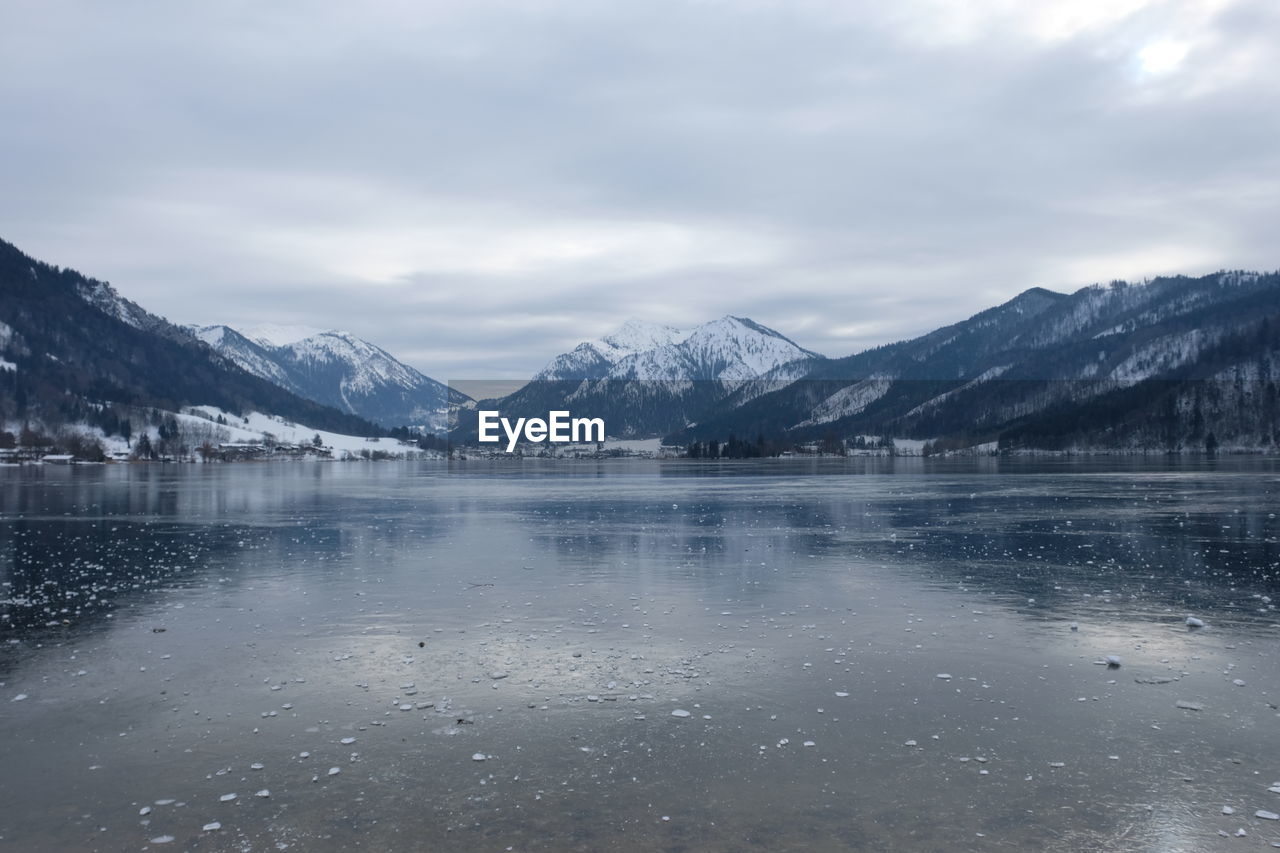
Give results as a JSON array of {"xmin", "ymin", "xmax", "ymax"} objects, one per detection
[{"xmin": 1, "ymin": 0, "xmax": 1277, "ymax": 379}]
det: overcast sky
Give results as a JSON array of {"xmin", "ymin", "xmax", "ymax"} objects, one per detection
[{"xmin": 3, "ymin": 0, "xmax": 1277, "ymax": 379}]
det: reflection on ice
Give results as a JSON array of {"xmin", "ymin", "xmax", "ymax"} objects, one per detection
[{"xmin": 0, "ymin": 459, "xmax": 1278, "ymax": 851}]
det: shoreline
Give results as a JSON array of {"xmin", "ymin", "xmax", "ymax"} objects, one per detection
[{"xmin": 4, "ymin": 446, "xmax": 1278, "ymax": 466}]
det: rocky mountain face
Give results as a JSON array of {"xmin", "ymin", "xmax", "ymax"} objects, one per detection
[
  {"xmin": 533, "ymin": 319, "xmax": 687, "ymax": 381},
  {"xmin": 453, "ymin": 316, "xmax": 824, "ymax": 441},
  {"xmin": 0, "ymin": 237, "xmax": 384, "ymax": 438},
  {"xmin": 674, "ymin": 272, "xmax": 1280, "ymax": 452},
  {"xmin": 193, "ymin": 324, "xmax": 468, "ymax": 433},
  {"xmin": 5, "ymin": 230, "xmax": 1276, "ymax": 454},
  {"xmin": 535, "ymin": 316, "xmax": 820, "ymax": 382}
]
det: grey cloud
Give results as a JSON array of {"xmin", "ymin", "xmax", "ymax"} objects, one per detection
[{"xmin": 1, "ymin": 0, "xmax": 1276, "ymax": 380}]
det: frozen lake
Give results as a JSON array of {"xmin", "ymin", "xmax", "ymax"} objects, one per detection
[{"xmin": 1, "ymin": 458, "xmax": 1278, "ymax": 851}]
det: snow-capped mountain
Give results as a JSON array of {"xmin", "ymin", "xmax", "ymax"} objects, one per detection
[
  {"xmin": 454, "ymin": 315, "xmax": 824, "ymax": 441},
  {"xmin": 0, "ymin": 235, "xmax": 385, "ymax": 438},
  {"xmin": 191, "ymin": 324, "xmax": 294, "ymax": 387},
  {"xmin": 11, "ymin": 230, "xmax": 1279, "ymax": 455},
  {"xmin": 192, "ymin": 325, "xmax": 468, "ymax": 432},
  {"xmin": 608, "ymin": 316, "xmax": 821, "ymax": 381},
  {"xmin": 676, "ymin": 271, "xmax": 1280, "ymax": 451},
  {"xmin": 534, "ymin": 316, "xmax": 820, "ymax": 383},
  {"xmin": 239, "ymin": 323, "xmax": 327, "ymax": 348},
  {"xmin": 534, "ymin": 319, "xmax": 687, "ymax": 381}
]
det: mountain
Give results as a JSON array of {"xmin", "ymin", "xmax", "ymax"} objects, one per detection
[
  {"xmin": 607, "ymin": 316, "xmax": 822, "ymax": 381},
  {"xmin": 192, "ymin": 324, "xmax": 468, "ymax": 433},
  {"xmin": 534, "ymin": 316, "xmax": 820, "ymax": 383},
  {"xmin": 671, "ymin": 272, "xmax": 1280, "ymax": 452},
  {"xmin": 0, "ymin": 237, "xmax": 387, "ymax": 443},
  {"xmin": 453, "ymin": 316, "xmax": 824, "ymax": 442},
  {"xmin": 190, "ymin": 324, "xmax": 295, "ymax": 388},
  {"xmin": 239, "ymin": 323, "xmax": 328, "ymax": 347},
  {"xmin": 534, "ymin": 319, "xmax": 686, "ymax": 381},
  {"xmin": 8, "ymin": 228, "xmax": 1274, "ymax": 456}
]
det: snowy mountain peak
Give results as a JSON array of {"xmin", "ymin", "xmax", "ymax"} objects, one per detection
[
  {"xmin": 611, "ymin": 315, "xmax": 821, "ymax": 381},
  {"xmin": 598, "ymin": 319, "xmax": 687, "ymax": 356},
  {"xmin": 236, "ymin": 323, "xmax": 328, "ymax": 348},
  {"xmin": 534, "ymin": 320, "xmax": 681, "ymax": 381},
  {"xmin": 191, "ymin": 324, "xmax": 235, "ymax": 347},
  {"xmin": 534, "ymin": 315, "xmax": 819, "ymax": 382},
  {"xmin": 195, "ymin": 323, "xmax": 466, "ymax": 431},
  {"xmin": 187, "ymin": 324, "xmax": 296, "ymax": 388},
  {"xmin": 686, "ymin": 315, "xmax": 795, "ymax": 345}
]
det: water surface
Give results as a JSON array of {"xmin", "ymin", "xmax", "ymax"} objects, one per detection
[{"xmin": 2, "ymin": 459, "xmax": 1278, "ymax": 851}]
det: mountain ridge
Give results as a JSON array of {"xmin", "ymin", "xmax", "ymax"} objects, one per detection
[
  {"xmin": 451, "ymin": 314, "xmax": 826, "ymax": 441},
  {"xmin": 671, "ymin": 272, "xmax": 1280, "ymax": 452},
  {"xmin": 193, "ymin": 324, "xmax": 469, "ymax": 433},
  {"xmin": 0, "ymin": 236, "xmax": 387, "ymax": 440},
  {"xmin": 534, "ymin": 315, "xmax": 822, "ymax": 383},
  {"xmin": 3, "ymin": 232, "xmax": 1276, "ymax": 455}
]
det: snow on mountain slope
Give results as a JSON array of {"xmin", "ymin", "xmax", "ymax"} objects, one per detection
[
  {"xmin": 606, "ymin": 316, "xmax": 821, "ymax": 381},
  {"xmin": 534, "ymin": 319, "xmax": 686, "ymax": 381},
  {"xmin": 73, "ymin": 278, "xmax": 153, "ymax": 329},
  {"xmin": 1105, "ymin": 328, "xmax": 1218, "ymax": 383},
  {"xmin": 716, "ymin": 356, "xmax": 826, "ymax": 410},
  {"xmin": 534, "ymin": 316, "xmax": 818, "ymax": 383},
  {"xmin": 902, "ymin": 364, "xmax": 1012, "ymax": 418},
  {"xmin": 190, "ymin": 324, "xmax": 294, "ymax": 387},
  {"xmin": 194, "ymin": 324, "xmax": 466, "ymax": 431},
  {"xmin": 599, "ymin": 318, "xmax": 687, "ymax": 356},
  {"xmin": 455, "ymin": 315, "xmax": 823, "ymax": 441},
  {"xmin": 239, "ymin": 323, "xmax": 326, "ymax": 348},
  {"xmin": 1013, "ymin": 276, "xmax": 1260, "ymax": 352},
  {"xmin": 71, "ymin": 275, "xmax": 193, "ymax": 342},
  {"xmin": 793, "ymin": 378, "xmax": 893, "ymax": 428},
  {"xmin": 281, "ymin": 330, "xmax": 435, "ymax": 399},
  {"xmin": 182, "ymin": 407, "xmax": 433, "ymax": 458},
  {"xmin": 667, "ymin": 316, "xmax": 819, "ymax": 380},
  {"xmin": 283, "ymin": 331, "xmax": 408, "ymax": 387}
]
